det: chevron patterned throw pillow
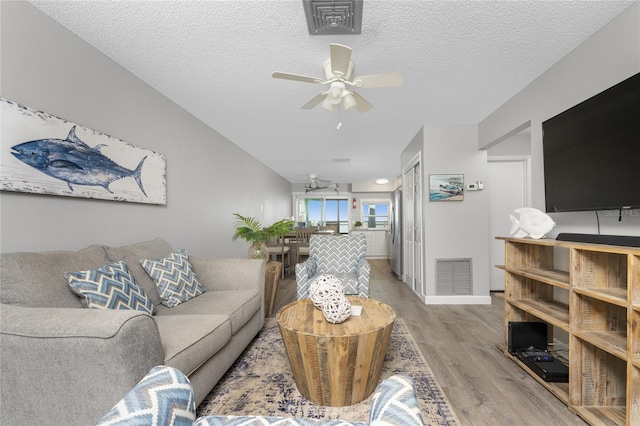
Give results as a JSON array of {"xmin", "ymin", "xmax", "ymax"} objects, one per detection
[
  {"xmin": 65, "ymin": 261, "xmax": 156, "ymax": 314},
  {"xmin": 96, "ymin": 366, "xmax": 195, "ymax": 426},
  {"xmin": 140, "ymin": 249, "xmax": 205, "ymax": 308}
]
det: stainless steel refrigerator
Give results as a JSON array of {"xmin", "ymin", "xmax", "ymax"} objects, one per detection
[{"xmin": 390, "ymin": 188, "xmax": 402, "ymax": 278}]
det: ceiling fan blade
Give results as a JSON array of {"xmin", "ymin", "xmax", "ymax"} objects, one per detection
[
  {"xmin": 351, "ymin": 92, "xmax": 373, "ymax": 113},
  {"xmin": 272, "ymin": 72, "xmax": 324, "ymax": 84},
  {"xmin": 330, "ymin": 44, "xmax": 352, "ymax": 78},
  {"xmin": 352, "ymin": 72, "xmax": 403, "ymax": 88},
  {"xmin": 301, "ymin": 92, "xmax": 328, "ymax": 109}
]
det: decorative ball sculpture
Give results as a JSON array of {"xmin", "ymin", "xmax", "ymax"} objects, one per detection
[{"xmin": 308, "ymin": 274, "xmax": 351, "ymax": 324}]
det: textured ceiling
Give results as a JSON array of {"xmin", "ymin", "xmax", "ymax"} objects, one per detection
[{"xmin": 28, "ymin": 0, "xmax": 635, "ymax": 185}]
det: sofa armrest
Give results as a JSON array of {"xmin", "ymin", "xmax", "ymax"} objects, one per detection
[
  {"xmin": 190, "ymin": 258, "xmax": 265, "ymax": 293},
  {"xmin": 96, "ymin": 366, "xmax": 195, "ymax": 426},
  {"xmin": 355, "ymin": 259, "xmax": 371, "ymax": 297},
  {"xmin": 368, "ymin": 375, "xmax": 424, "ymax": 425},
  {"xmin": 355, "ymin": 259, "xmax": 370, "ymax": 276},
  {"xmin": 295, "ymin": 258, "xmax": 318, "ymax": 300},
  {"xmin": 0, "ymin": 304, "xmax": 163, "ymax": 425}
]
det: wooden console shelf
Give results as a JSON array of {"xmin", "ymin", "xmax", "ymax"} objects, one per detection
[{"xmin": 497, "ymin": 237, "xmax": 640, "ymax": 426}]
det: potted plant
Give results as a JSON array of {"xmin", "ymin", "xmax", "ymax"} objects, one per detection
[
  {"xmin": 354, "ymin": 221, "xmax": 363, "ymax": 229},
  {"xmin": 232, "ymin": 213, "xmax": 294, "ymax": 262}
]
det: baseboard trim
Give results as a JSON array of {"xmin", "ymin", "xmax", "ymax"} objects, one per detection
[{"xmin": 422, "ymin": 295, "xmax": 492, "ymax": 305}]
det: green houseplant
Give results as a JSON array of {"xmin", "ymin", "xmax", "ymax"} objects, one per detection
[{"xmin": 232, "ymin": 213, "xmax": 294, "ymax": 262}]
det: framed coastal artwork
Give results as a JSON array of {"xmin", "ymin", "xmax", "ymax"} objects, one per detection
[
  {"xmin": 0, "ymin": 98, "xmax": 166, "ymax": 205},
  {"xmin": 429, "ymin": 174, "xmax": 464, "ymax": 202}
]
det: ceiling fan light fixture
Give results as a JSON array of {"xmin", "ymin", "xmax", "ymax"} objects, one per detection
[
  {"xmin": 322, "ymin": 97, "xmax": 336, "ymax": 111},
  {"xmin": 273, "ymin": 43, "xmax": 402, "ymax": 116},
  {"xmin": 328, "ymin": 81, "xmax": 345, "ymax": 98},
  {"xmin": 342, "ymin": 92, "xmax": 357, "ymax": 110}
]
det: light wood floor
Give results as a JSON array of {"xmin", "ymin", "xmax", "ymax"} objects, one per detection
[{"xmin": 271, "ymin": 259, "xmax": 587, "ymax": 426}]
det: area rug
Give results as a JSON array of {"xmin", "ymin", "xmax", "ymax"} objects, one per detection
[{"xmin": 196, "ymin": 318, "xmax": 459, "ymax": 425}]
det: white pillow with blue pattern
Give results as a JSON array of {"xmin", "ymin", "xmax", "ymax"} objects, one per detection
[
  {"xmin": 140, "ymin": 249, "xmax": 205, "ymax": 308},
  {"xmin": 65, "ymin": 260, "xmax": 156, "ymax": 315}
]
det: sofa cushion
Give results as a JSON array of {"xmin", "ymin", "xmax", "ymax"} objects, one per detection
[
  {"xmin": 141, "ymin": 249, "xmax": 205, "ymax": 308},
  {"xmin": 104, "ymin": 238, "xmax": 174, "ymax": 307},
  {"xmin": 0, "ymin": 244, "xmax": 109, "ymax": 308},
  {"xmin": 154, "ymin": 290, "xmax": 260, "ymax": 335},
  {"xmin": 65, "ymin": 261, "xmax": 156, "ymax": 315},
  {"xmin": 153, "ymin": 315, "xmax": 231, "ymax": 376}
]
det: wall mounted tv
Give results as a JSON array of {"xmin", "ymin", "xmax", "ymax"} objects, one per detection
[{"xmin": 542, "ymin": 72, "xmax": 640, "ymax": 213}]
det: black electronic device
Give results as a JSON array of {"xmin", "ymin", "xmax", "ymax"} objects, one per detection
[
  {"xmin": 519, "ymin": 349, "xmax": 554, "ymax": 362},
  {"xmin": 542, "ymin": 72, "xmax": 640, "ymax": 213},
  {"xmin": 508, "ymin": 321, "xmax": 548, "ymax": 355},
  {"xmin": 517, "ymin": 351, "xmax": 569, "ymax": 382},
  {"xmin": 556, "ymin": 233, "xmax": 640, "ymax": 248}
]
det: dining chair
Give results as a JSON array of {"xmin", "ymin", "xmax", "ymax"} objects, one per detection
[
  {"xmin": 266, "ymin": 235, "xmax": 290, "ymax": 279},
  {"xmin": 295, "ymin": 228, "xmax": 316, "ymax": 264}
]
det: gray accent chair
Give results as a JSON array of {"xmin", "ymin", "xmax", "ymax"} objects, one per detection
[
  {"xmin": 96, "ymin": 365, "xmax": 425, "ymax": 426},
  {"xmin": 295, "ymin": 234, "xmax": 370, "ymax": 300}
]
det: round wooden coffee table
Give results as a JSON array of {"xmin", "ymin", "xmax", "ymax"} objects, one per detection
[{"xmin": 276, "ymin": 296, "xmax": 396, "ymax": 406}]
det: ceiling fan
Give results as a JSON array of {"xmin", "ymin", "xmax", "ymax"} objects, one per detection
[
  {"xmin": 304, "ymin": 174, "xmax": 339, "ymax": 193},
  {"xmin": 273, "ymin": 43, "xmax": 403, "ymax": 113}
]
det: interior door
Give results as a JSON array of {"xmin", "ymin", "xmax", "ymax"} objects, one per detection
[
  {"xmin": 403, "ymin": 167, "xmax": 415, "ymax": 290},
  {"xmin": 413, "ymin": 163, "xmax": 423, "ymax": 295}
]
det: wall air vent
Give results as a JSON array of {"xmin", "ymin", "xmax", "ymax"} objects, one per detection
[
  {"xmin": 436, "ymin": 258, "xmax": 472, "ymax": 295},
  {"xmin": 303, "ymin": 0, "xmax": 363, "ymax": 35}
]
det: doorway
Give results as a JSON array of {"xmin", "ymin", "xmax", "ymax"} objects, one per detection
[
  {"xmin": 487, "ymin": 158, "xmax": 530, "ymax": 290},
  {"xmin": 486, "ymin": 128, "xmax": 532, "ymax": 291}
]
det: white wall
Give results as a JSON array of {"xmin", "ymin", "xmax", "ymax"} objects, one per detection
[
  {"xmin": 422, "ymin": 125, "xmax": 490, "ymax": 303},
  {"xmin": 479, "ymin": 2, "xmax": 640, "ymax": 237},
  {"xmin": 0, "ymin": 2, "xmax": 292, "ymax": 256},
  {"xmin": 401, "ymin": 125, "xmax": 491, "ymax": 304}
]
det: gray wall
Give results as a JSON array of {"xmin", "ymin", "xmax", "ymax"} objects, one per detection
[
  {"xmin": 402, "ymin": 125, "xmax": 490, "ymax": 303},
  {"xmin": 479, "ymin": 2, "xmax": 640, "ymax": 237},
  {"xmin": 0, "ymin": 1, "xmax": 292, "ymax": 256}
]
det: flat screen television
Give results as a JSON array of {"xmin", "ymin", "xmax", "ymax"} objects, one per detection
[{"xmin": 542, "ymin": 72, "xmax": 640, "ymax": 213}]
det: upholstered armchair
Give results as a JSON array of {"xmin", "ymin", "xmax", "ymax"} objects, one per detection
[
  {"xmin": 295, "ymin": 234, "xmax": 370, "ymax": 300},
  {"xmin": 97, "ymin": 366, "xmax": 425, "ymax": 426}
]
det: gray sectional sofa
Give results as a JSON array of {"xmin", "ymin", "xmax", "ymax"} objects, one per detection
[{"xmin": 0, "ymin": 238, "xmax": 265, "ymax": 426}]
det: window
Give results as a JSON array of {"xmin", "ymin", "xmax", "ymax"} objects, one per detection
[
  {"xmin": 362, "ymin": 202, "xmax": 389, "ymax": 229},
  {"xmin": 297, "ymin": 197, "xmax": 349, "ymax": 233}
]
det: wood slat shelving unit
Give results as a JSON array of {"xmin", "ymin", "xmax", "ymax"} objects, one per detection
[{"xmin": 497, "ymin": 237, "xmax": 640, "ymax": 426}]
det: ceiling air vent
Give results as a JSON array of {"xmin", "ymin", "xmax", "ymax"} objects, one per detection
[{"xmin": 303, "ymin": 0, "xmax": 363, "ymax": 35}]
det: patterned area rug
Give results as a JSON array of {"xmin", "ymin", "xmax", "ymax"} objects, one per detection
[{"xmin": 196, "ymin": 318, "xmax": 459, "ymax": 425}]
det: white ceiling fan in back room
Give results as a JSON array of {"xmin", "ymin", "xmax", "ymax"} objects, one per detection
[
  {"xmin": 272, "ymin": 43, "xmax": 403, "ymax": 128},
  {"xmin": 303, "ymin": 174, "xmax": 339, "ymax": 193}
]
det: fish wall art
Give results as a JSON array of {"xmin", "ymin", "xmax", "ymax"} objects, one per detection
[{"xmin": 1, "ymin": 98, "xmax": 166, "ymax": 205}]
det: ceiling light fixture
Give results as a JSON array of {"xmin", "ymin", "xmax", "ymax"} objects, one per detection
[{"xmin": 375, "ymin": 178, "xmax": 389, "ymax": 185}]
